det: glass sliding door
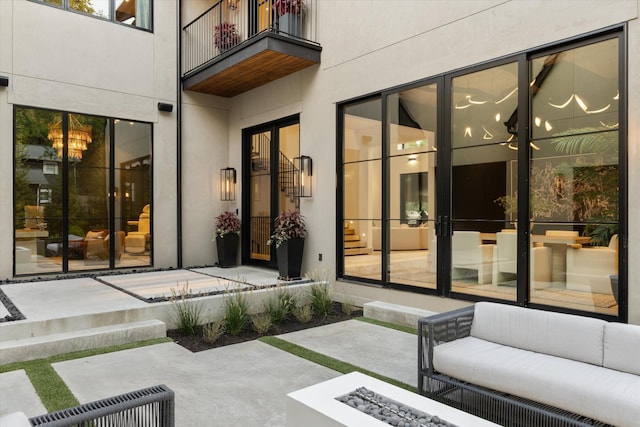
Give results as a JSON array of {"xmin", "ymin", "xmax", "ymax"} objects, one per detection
[
  {"xmin": 337, "ymin": 30, "xmax": 623, "ymax": 318},
  {"xmin": 116, "ymin": 120, "xmax": 152, "ymax": 268},
  {"xmin": 14, "ymin": 107, "xmax": 152, "ymax": 275},
  {"xmin": 14, "ymin": 108, "xmax": 63, "ymax": 275},
  {"xmin": 387, "ymin": 83, "xmax": 438, "ymax": 289},
  {"xmin": 528, "ymin": 37, "xmax": 619, "ymax": 315},
  {"xmin": 67, "ymin": 113, "xmax": 110, "ymax": 271},
  {"xmin": 342, "ymin": 98, "xmax": 382, "ymax": 281},
  {"xmin": 449, "ymin": 62, "xmax": 519, "ymax": 301}
]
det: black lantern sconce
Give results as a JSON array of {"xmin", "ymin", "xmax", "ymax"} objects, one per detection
[
  {"xmin": 220, "ymin": 167, "xmax": 237, "ymax": 201},
  {"xmin": 293, "ymin": 155, "xmax": 313, "ymax": 198}
]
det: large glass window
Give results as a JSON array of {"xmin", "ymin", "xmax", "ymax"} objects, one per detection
[
  {"xmin": 529, "ymin": 38, "xmax": 619, "ymax": 314},
  {"xmin": 342, "ymin": 98, "xmax": 382, "ymax": 281},
  {"xmin": 38, "ymin": 0, "xmax": 152, "ymax": 30},
  {"xmin": 14, "ymin": 107, "xmax": 152, "ymax": 276},
  {"xmin": 450, "ymin": 62, "xmax": 518, "ymax": 301},
  {"xmin": 387, "ymin": 84, "xmax": 438, "ymax": 289},
  {"xmin": 338, "ymin": 31, "xmax": 623, "ymax": 318}
]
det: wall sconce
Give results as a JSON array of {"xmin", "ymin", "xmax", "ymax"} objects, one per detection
[
  {"xmin": 0, "ymin": 76, "xmax": 8, "ymax": 87},
  {"xmin": 220, "ymin": 167, "xmax": 236, "ymax": 201},
  {"xmin": 228, "ymin": 0, "xmax": 239, "ymax": 10},
  {"xmin": 294, "ymin": 155, "xmax": 313, "ymax": 198},
  {"xmin": 408, "ymin": 155, "xmax": 417, "ymax": 163}
]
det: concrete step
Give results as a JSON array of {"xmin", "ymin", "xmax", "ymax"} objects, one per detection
[
  {"xmin": 344, "ymin": 234, "xmax": 360, "ymax": 242},
  {"xmin": 363, "ymin": 301, "xmax": 437, "ymax": 329},
  {"xmin": 0, "ymin": 319, "xmax": 166, "ymax": 365}
]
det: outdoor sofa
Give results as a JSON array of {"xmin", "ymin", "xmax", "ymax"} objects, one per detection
[
  {"xmin": 418, "ymin": 302, "xmax": 640, "ymax": 427},
  {"xmin": 0, "ymin": 384, "xmax": 174, "ymax": 427}
]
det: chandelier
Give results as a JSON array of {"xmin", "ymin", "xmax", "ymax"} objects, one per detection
[{"xmin": 48, "ymin": 114, "xmax": 92, "ymax": 160}]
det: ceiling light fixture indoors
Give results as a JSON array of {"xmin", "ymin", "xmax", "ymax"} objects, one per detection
[{"xmin": 48, "ymin": 114, "xmax": 92, "ymax": 160}]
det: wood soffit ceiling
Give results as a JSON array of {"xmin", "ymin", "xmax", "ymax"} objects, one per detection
[{"xmin": 183, "ymin": 35, "xmax": 321, "ymax": 98}]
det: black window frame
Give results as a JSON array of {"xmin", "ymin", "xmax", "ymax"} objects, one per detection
[{"xmin": 336, "ymin": 26, "xmax": 627, "ymax": 322}]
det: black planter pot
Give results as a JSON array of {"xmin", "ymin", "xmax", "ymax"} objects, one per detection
[
  {"xmin": 276, "ymin": 237, "xmax": 304, "ymax": 280},
  {"xmin": 216, "ymin": 233, "xmax": 239, "ymax": 268}
]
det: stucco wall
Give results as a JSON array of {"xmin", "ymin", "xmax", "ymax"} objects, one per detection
[
  {"xmin": 220, "ymin": 0, "xmax": 640, "ymax": 322},
  {"xmin": 0, "ymin": 0, "xmax": 178, "ymax": 277}
]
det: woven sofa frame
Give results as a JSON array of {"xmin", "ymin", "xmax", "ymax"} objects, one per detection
[
  {"xmin": 418, "ymin": 306, "xmax": 612, "ymax": 427},
  {"xmin": 29, "ymin": 384, "xmax": 174, "ymax": 427}
]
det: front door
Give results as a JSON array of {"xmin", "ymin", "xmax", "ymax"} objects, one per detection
[{"xmin": 243, "ymin": 116, "xmax": 300, "ymax": 268}]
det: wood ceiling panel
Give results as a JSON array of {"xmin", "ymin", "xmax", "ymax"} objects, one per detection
[{"xmin": 183, "ymin": 36, "xmax": 321, "ymax": 98}]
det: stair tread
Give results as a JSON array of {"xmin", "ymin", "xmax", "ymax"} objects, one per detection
[
  {"xmin": 344, "ymin": 241, "xmax": 367, "ymax": 249},
  {"xmin": 0, "ymin": 319, "xmax": 165, "ymax": 347},
  {"xmin": 345, "ymin": 248, "xmax": 373, "ymax": 255}
]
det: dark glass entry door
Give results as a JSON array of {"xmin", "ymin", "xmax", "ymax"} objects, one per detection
[{"xmin": 243, "ymin": 117, "xmax": 299, "ymax": 268}]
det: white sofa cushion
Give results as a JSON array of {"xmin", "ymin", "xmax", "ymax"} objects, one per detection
[
  {"xmin": 470, "ymin": 302, "xmax": 605, "ymax": 365},
  {"xmin": 604, "ymin": 322, "xmax": 640, "ymax": 375},
  {"xmin": 433, "ymin": 336, "xmax": 640, "ymax": 427}
]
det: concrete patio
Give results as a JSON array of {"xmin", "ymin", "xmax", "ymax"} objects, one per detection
[{"xmin": 0, "ymin": 267, "xmax": 428, "ymax": 425}]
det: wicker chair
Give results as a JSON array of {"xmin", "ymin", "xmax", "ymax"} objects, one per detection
[{"xmin": 28, "ymin": 384, "xmax": 174, "ymax": 427}]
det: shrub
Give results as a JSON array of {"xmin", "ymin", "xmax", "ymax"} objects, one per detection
[
  {"xmin": 341, "ymin": 299, "xmax": 356, "ymax": 316},
  {"xmin": 224, "ymin": 290, "xmax": 249, "ymax": 335},
  {"xmin": 170, "ymin": 282, "xmax": 202, "ymax": 336},
  {"xmin": 306, "ymin": 268, "xmax": 333, "ymax": 317},
  {"xmin": 202, "ymin": 319, "xmax": 226, "ymax": 343},
  {"xmin": 310, "ymin": 282, "xmax": 333, "ymax": 317},
  {"xmin": 292, "ymin": 304, "xmax": 313, "ymax": 323},
  {"xmin": 264, "ymin": 286, "xmax": 297, "ymax": 325},
  {"xmin": 267, "ymin": 209, "xmax": 307, "ymax": 248},
  {"xmin": 251, "ymin": 313, "xmax": 272, "ymax": 335},
  {"xmin": 213, "ymin": 210, "xmax": 241, "ymax": 239}
]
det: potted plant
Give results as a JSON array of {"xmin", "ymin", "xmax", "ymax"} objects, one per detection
[
  {"xmin": 213, "ymin": 211, "xmax": 241, "ymax": 267},
  {"xmin": 214, "ymin": 22, "xmax": 240, "ymax": 52},
  {"xmin": 274, "ymin": 0, "xmax": 303, "ymax": 37},
  {"xmin": 267, "ymin": 209, "xmax": 307, "ymax": 280}
]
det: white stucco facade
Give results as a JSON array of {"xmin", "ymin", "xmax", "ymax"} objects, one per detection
[{"xmin": 1, "ymin": 0, "xmax": 638, "ymax": 323}]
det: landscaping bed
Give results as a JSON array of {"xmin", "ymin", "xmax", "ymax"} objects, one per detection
[{"xmin": 168, "ymin": 302, "xmax": 363, "ymax": 352}]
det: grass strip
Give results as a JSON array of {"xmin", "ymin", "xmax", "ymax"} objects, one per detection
[
  {"xmin": 25, "ymin": 362, "xmax": 79, "ymax": 412},
  {"xmin": 356, "ymin": 317, "xmax": 418, "ymax": 335},
  {"xmin": 0, "ymin": 338, "xmax": 172, "ymax": 413},
  {"xmin": 259, "ymin": 336, "xmax": 417, "ymax": 393}
]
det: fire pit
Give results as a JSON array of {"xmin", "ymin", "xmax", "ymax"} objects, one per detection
[{"xmin": 336, "ymin": 387, "xmax": 457, "ymax": 427}]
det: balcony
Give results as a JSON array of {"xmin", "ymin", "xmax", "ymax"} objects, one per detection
[{"xmin": 182, "ymin": 0, "xmax": 321, "ymax": 98}]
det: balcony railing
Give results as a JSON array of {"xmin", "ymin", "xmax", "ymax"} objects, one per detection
[{"xmin": 183, "ymin": 0, "xmax": 318, "ymax": 76}]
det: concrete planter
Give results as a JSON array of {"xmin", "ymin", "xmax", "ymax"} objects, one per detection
[{"xmin": 278, "ymin": 13, "xmax": 301, "ymax": 37}]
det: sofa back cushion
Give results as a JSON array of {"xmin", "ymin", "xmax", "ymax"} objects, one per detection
[
  {"xmin": 603, "ymin": 322, "xmax": 640, "ymax": 375},
  {"xmin": 470, "ymin": 302, "xmax": 606, "ymax": 366}
]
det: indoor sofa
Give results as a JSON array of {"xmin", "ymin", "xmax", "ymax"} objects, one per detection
[{"xmin": 418, "ymin": 302, "xmax": 640, "ymax": 427}]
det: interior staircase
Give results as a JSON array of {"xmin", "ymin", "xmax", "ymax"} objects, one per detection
[{"xmin": 344, "ymin": 223, "xmax": 373, "ymax": 256}]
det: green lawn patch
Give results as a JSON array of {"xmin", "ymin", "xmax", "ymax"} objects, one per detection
[
  {"xmin": 0, "ymin": 337, "xmax": 172, "ymax": 413},
  {"xmin": 356, "ymin": 317, "xmax": 418, "ymax": 335},
  {"xmin": 259, "ymin": 336, "xmax": 417, "ymax": 393}
]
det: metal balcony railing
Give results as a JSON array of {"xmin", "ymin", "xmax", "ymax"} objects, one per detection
[{"xmin": 183, "ymin": 0, "xmax": 318, "ymax": 76}]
